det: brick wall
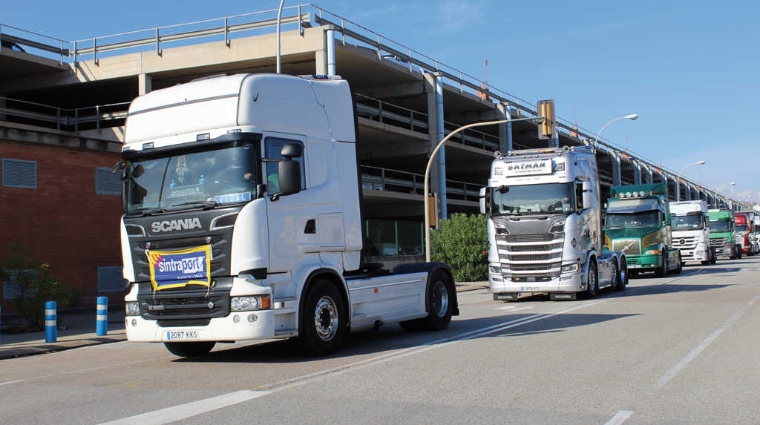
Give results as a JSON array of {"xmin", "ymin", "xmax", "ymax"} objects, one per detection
[{"xmin": 0, "ymin": 140, "xmax": 123, "ymax": 313}]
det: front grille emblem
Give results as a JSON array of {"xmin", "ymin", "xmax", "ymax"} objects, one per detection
[{"xmin": 207, "ymin": 302, "xmax": 215, "ymax": 309}]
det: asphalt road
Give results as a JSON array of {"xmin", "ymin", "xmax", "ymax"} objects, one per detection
[{"xmin": 1, "ymin": 257, "xmax": 759, "ymax": 425}]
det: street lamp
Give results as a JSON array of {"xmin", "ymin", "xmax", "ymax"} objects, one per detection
[
  {"xmin": 276, "ymin": 0, "xmax": 285, "ymax": 73},
  {"xmin": 676, "ymin": 160, "xmax": 706, "ymax": 201},
  {"xmin": 716, "ymin": 181, "xmax": 736, "ymax": 194},
  {"xmin": 424, "ymin": 117, "xmax": 540, "ymax": 262},
  {"xmin": 593, "ymin": 114, "xmax": 638, "ymax": 146}
]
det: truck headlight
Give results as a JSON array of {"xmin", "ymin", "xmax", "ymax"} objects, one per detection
[
  {"xmin": 489, "ymin": 265, "xmax": 502, "ymax": 274},
  {"xmin": 550, "ymin": 219, "xmax": 566, "ymax": 234},
  {"xmin": 644, "ymin": 249, "xmax": 661, "ymax": 255},
  {"xmin": 561, "ymin": 262, "xmax": 580, "ymax": 273},
  {"xmin": 231, "ymin": 296, "xmax": 271, "ymax": 311},
  {"xmin": 125, "ymin": 301, "xmax": 140, "ymax": 316}
]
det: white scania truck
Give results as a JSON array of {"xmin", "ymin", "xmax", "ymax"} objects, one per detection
[
  {"xmin": 118, "ymin": 73, "xmax": 458, "ymax": 357},
  {"xmin": 480, "ymin": 146, "xmax": 627, "ymax": 301},
  {"xmin": 669, "ymin": 200, "xmax": 716, "ymax": 265}
]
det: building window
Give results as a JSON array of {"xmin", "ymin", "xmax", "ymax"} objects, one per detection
[
  {"xmin": 97, "ymin": 266, "xmax": 126, "ymax": 293},
  {"xmin": 96, "ymin": 167, "xmax": 121, "ymax": 195},
  {"xmin": 2, "ymin": 158, "xmax": 37, "ymax": 189}
]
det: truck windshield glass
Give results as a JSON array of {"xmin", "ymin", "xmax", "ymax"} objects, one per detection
[
  {"xmin": 672, "ymin": 215, "xmax": 703, "ymax": 230},
  {"xmin": 606, "ymin": 211, "xmax": 660, "ymax": 228},
  {"xmin": 709, "ymin": 220, "xmax": 732, "ymax": 232},
  {"xmin": 736, "ymin": 225, "xmax": 748, "ymax": 232},
  {"xmin": 125, "ymin": 143, "xmax": 259, "ymax": 214},
  {"xmin": 489, "ymin": 182, "xmax": 574, "ymax": 215}
]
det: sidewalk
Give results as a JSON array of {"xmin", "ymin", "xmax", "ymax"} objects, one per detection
[{"xmin": 0, "ymin": 281, "xmax": 488, "ymax": 360}]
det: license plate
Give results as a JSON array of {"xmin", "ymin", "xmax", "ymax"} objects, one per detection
[
  {"xmin": 629, "ymin": 264, "xmax": 642, "ymax": 269},
  {"xmin": 166, "ymin": 330, "xmax": 199, "ymax": 340},
  {"xmin": 521, "ymin": 287, "xmax": 540, "ymax": 292}
]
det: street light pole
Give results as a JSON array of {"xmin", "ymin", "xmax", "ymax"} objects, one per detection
[
  {"xmin": 424, "ymin": 117, "xmax": 540, "ymax": 262},
  {"xmin": 593, "ymin": 114, "xmax": 638, "ymax": 146},
  {"xmin": 676, "ymin": 160, "xmax": 706, "ymax": 201}
]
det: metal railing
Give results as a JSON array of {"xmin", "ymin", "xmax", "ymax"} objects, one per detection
[
  {"xmin": 0, "ymin": 97, "xmax": 129, "ymax": 132},
  {"xmin": 361, "ymin": 165, "xmax": 479, "ymax": 202}
]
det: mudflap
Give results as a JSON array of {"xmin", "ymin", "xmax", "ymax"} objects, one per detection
[
  {"xmin": 549, "ymin": 293, "xmax": 577, "ymax": 301},
  {"xmin": 493, "ymin": 292, "xmax": 519, "ymax": 301}
]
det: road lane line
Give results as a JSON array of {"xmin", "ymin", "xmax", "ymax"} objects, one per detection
[
  {"xmin": 604, "ymin": 410, "xmax": 634, "ymax": 425},
  {"xmin": 0, "ymin": 380, "xmax": 24, "ymax": 387},
  {"xmin": 99, "ymin": 390, "xmax": 271, "ymax": 425},
  {"xmin": 656, "ymin": 292, "xmax": 760, "ymax": 389}
]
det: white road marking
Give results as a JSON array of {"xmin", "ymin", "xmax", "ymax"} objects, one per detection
[
  {"xmin": 0, "ymin": 380, "xmax": 24, "ymax": 387},
  {"xmin": 496, "ymin": 305, "xmax": 534, "ymax": 312},
  {"xmin": 99, "ymin": 390, "xmax": 271, "ymax": 425},
  {"xmin": 656, "ymin": 292, "xmax": 760, "ymax": 388},
  {"xmin": 604, "ymin": 410, "xmax": 634, "ymax": 425}
]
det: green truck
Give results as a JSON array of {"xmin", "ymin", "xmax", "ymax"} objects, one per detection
[
  {"xmin": 603, "ymin": 183, "xmax": 682, "ymax": 276},
  {"xmin": 707, "ymin": 209, "xmax": 741, "ymax": 259}
]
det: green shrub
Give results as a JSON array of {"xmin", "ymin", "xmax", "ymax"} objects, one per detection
[
  {"xmin": 430, "ymin": 213, "xmax": 488, "ymax": 282},
  {"xmin": 0, "ymin": 243, "xmax": 79, "ymax": 330}
]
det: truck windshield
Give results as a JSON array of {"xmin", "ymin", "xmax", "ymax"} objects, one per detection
[
  {"xmin": 606, "ymin": 211, "xmax": 660, "ymax": 229},
  {"xmin": 672, "ymin": 215, "xmax": 703, "ymax": 230},
  {"xmin": 124, "ymin": 142, "xmax": 259, "ymax": 215},
  {"xmin": 736, "ymin": 225, "xmax": 748, "ymax": 232},
  {"xmin": 709, "ymin": 220, "xmax": 732, "ymax": 232},
  {"xmin": 489, "ymin": 182, "xmax": 574, "ymax": 215}
]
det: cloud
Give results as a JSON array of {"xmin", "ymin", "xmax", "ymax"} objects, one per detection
[{"xmin": 436, "ymin": 1, "xmax": 488, "ymax": 32}]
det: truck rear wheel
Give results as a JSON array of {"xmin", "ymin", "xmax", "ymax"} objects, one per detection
[
  {"xmin": 164, "ymin": 341, "xmax": 216, "ymax": 358},
  {"xmin": 710, "ymin": 248, "xmax": 717, "ymax": 264},
  {"xmin": 400, "ymin": 270, "xmax": 453, "ymax": 331},
  {"xmin": 674, "ymin": 252, "xmax": 682, "ymax": 274},
  {"xmin": 299, "ymin": 279, "xmax": 345, "ymax": 356}
]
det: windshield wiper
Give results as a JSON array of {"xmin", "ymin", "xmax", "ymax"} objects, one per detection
[
  {"xmin": 127, "ymin": 208, "xmax": 166, "ymax": 217},
  {"xmin": 168, "ymin": 201, "xmax": 219, "ymax": 211}
]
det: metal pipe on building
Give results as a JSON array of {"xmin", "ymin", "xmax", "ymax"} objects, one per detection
[
  {"xmin": 276, "ymin": 0, "xmax": 285, "ymax": 73},
  {"xmin": 326, "ymin": 29, "xmax": 336, "ymax": 76}
]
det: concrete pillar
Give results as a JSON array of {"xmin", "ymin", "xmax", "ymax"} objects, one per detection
[
  {"xmin": 425, "ymin": 72, "xmax": 447, "ymax": 220},
  {"xmin": 613, "ymin": 154, "xmax": 622, "ymax": 186},
  {"xmin": 633, "ymin": 162, "xmax": 642, "ymax": 185},
  {"xmin": 138, "ymin": 74, "xmax": 152, "ymax": 95}
]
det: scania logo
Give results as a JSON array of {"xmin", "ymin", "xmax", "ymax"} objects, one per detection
[{"xmin": 151, "ymin": 218, "xmax": 202, "ymax": 233}]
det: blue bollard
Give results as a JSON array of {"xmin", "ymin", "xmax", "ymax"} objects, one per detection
[
  {"xmin": 45, "ymin": 301, "xmax": 57, "ymax": 343},
  {"xmin": 96, "ymin": 296, "xmax": 108, "ymax": 336}
]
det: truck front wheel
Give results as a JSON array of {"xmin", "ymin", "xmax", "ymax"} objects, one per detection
[
  {"xmin": 615, "ymin": 257, "xmax": 628, "ymax": 291},
  {"xmin": 164, "ymin": 341, "xmax": 216, "ymax": 358},
  {"xmin": 655, "ymin": 254, "xmax": 668, "ymax": 277},
  {"xmin": 299, "ymin": 279, "xmax": 345, "ymax": 356},
  {"xmin": 581, "ymin": 260, "xmax": 598, "ymax": 298}
]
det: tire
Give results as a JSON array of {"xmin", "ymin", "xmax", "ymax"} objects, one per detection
[
  {"xmin": 400, "ymin": 270, "xmax": 454, "ymax": 332},
  {"xmin": 298, "ymin": 279, "xmax": 345, "ymax": 356},
  {"xmin": 710, "ymin": 248, "xmax": 717, "ymax": 264},
  {"xmin": 164, "ymin": 341, "xmax": 216, "ymax": 358},
  {"xmin": 673, "ymin": 252, "xmax": 682, "ymax": 275},
  {"xmin": 581, "ymin": 260, "xmax": 598, "ymax": 299},
  {"xmin": 608, "ymin": 260, "xmax": 618, "ymax": 291},
  {"xmin": 655, "ymin": 253, "xmax": 668, "ymax": 277},
  {"xmin": 615, "ymin": 257, "xmax": 628, "ymax": 291},
  {"xmin": 737, "ymin": 247, "xmax": 742, "ymax": 259}
]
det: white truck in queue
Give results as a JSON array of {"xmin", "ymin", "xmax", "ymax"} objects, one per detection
[
  {"xmin": 480, "ymin": 146, "xmax": 628, "ymax": 301},
  {"xmin": 669, "ymin": 200, "xmax": 716, "ymax": 265},
  {"xmin": 117, "ymin": 73, "xmax": 458, "ymax": 358}
]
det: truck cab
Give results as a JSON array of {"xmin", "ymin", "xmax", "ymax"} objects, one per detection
[
  {"xmin": 732, "ymin": 212, "xmax": 757, "ymax": 256},
  {"xmin": 603, "ymin": 183, "xmax": 682, "ymax": 277},
  {"xmin": 707, "ymin": 209, "xmax": 740, "ymax": 259},
  {"xmin": 670, "ymin": 200, "xmax": 716, "ymax": 266}
]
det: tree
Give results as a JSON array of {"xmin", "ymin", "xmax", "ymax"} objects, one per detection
[
  {"xmin": 0, "ymin": 243, "xmax": 79, "ymax": 330},
  {"xmin": 430, "ymin": 213, "xmax": 488, "ymax": 282}
]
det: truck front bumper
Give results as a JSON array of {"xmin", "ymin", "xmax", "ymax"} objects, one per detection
[
  {"xmin": 125, "ymin": 310, "xmax": 277, "ymax": 343},
  {"xmin": 624, "ymin": 254, "xmax": 661, "ymax": 272},
  {"xmin": 489, "ymin": 269, "xmax": 584, "ymax": 299}
]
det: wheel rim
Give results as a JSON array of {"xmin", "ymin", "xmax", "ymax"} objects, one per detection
[
  {"xmin": 314, "ymin": 296, "xmax": 339, "ymax": 341},
  {"xmin": 589, "ymin": 264, "xmax": 597, "ymax": 293},
  {"xmin": 431, "ymin": 281, "xmax": 449, "ymax": 317},
  {"xmin": 610, "ymin": 262, "xmax": 618, "ymax": 287}
]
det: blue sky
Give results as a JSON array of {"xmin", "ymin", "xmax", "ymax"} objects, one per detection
[{"xmin": 4, "ymin": 0, "xmax": 758, "ymax": 203}]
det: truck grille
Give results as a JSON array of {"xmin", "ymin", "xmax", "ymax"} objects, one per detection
[
  {"xmin": 711, "ymin": 237, "xmax": 728, "ymax": 249},
  {"xmin": 496, "ymin": 233, "xmax": 563, "ymax": 276},
  {"xmin": 138, "ymin": 287, "xmax": 231, "ymax": 321},
  {"xmin": 672, "ymin": 236, "xmax": 698, "ymax": 249},
  {"xmin": 612, "ymin": 239, "xmax": 641, "ymax": 256}
]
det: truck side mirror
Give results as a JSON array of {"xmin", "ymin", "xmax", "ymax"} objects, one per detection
[
  {"xmin": 479, "ymin": 187, "xmax": 488, "ymax": 214},
  {"xmin": 278, "ymin": 143, "xmax": 303, "ymax": 196}
]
